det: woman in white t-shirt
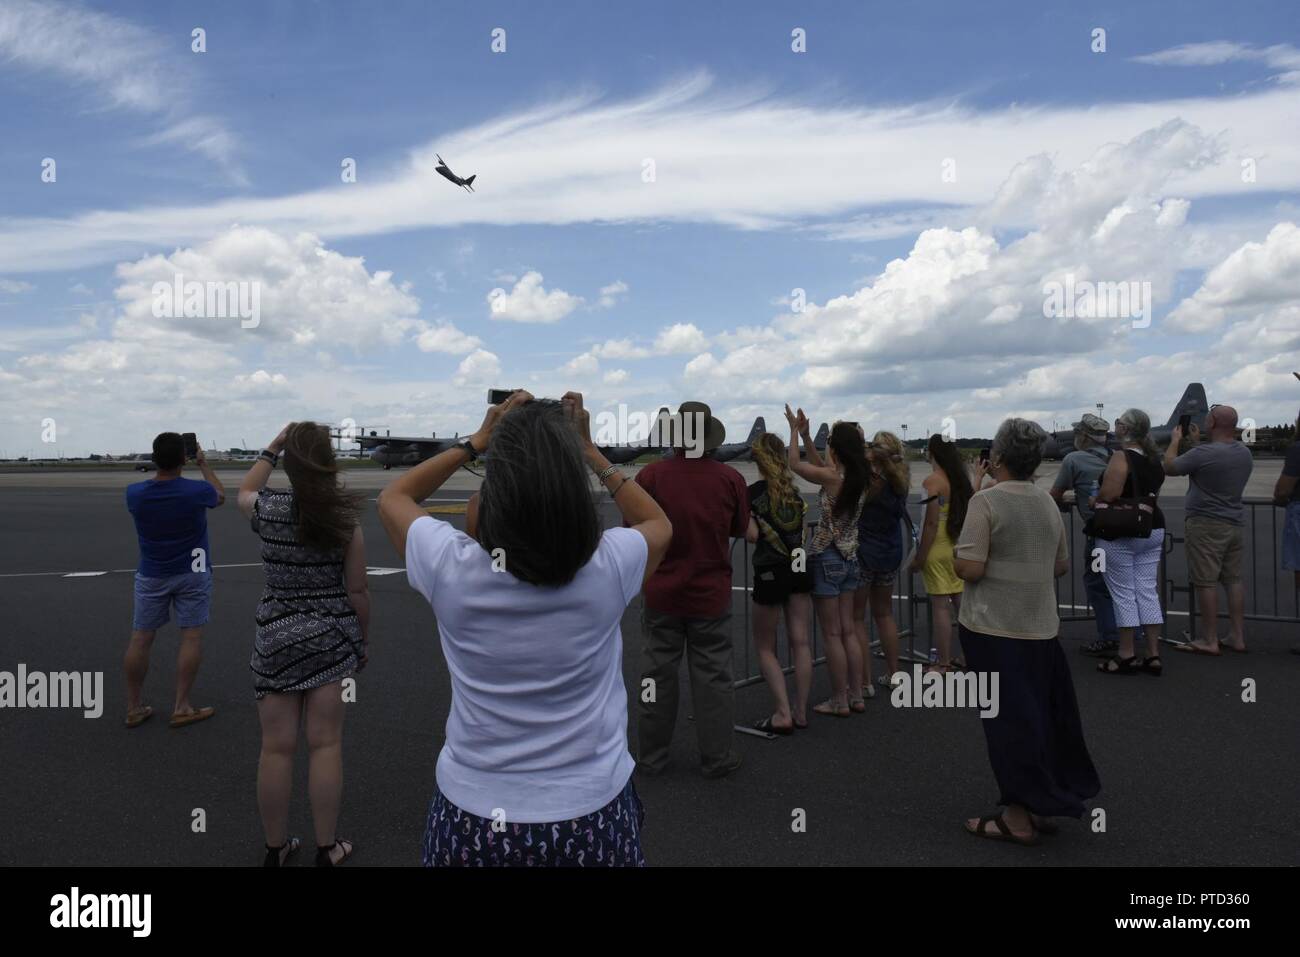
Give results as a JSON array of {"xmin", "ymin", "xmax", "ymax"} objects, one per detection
[{"xmin": 378, "ymin": 391, "xmax": 671, "ymax": 866}]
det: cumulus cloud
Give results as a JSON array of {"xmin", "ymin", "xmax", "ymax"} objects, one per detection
[
  {"xmin": 0, "ymin": 279, "xmax": 34, "ymax": 294},
  {"xmin": 597, "ymin": 280, "xmax": 629, "ymax": 308},
  {"xmin": 487, "ymin": 271, "xmax": 582, "ymax": 323},
  {"xmin": 667, "ymin": 119, "xmax": 1300, "ymax": 433},
  {"xmin": 1166, "ymin": 222, "xmax": 1300, "ymax": 332},
  {"xmin": 415, "ymin": 322, "xmax": 483, "ymax": 355},
  {"xmin": 113, "ymin": 226, "xmax": 423, "ymax": 348},
  {"xmin": 653, "ymin": 322, "xmax": 709, "ymax": 354},
  {"xmin": 603, "ymin": 368, "xmax": 629, "ymax": 385},
  {"xmin": 454, "ymin": 348, "xmax": 501, "ymax": 386}
]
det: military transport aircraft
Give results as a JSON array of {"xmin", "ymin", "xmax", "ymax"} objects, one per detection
[
  {"xmin": 1040, "ymin": 383, "xmax": 1209, "ymax": 459},
  {"xmin": 435, "ymin": 154, "xmax": 476, "ymax": 192}
]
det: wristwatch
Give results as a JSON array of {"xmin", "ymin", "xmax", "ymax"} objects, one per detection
[
  {"xmin": 259, "ymin": 449, "xmax": 279, "ymax": 467},
  {"xmin": 456, "ymin": 437, "xmax": 480, "ymax": 461}
]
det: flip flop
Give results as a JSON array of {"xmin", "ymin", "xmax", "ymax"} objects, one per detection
[
  {"xmin": 124, "ymin": 705, "xmax": 153, "ymax": 729},
  {"xmin": 965, "ymin": 813, "xmax": 1039, "ymax": 846},
  {"xmin": 1175, "ymin": 643, "xmax": 1221, "ymax": 657},
  {"xmin": 753, "ymin": 716, "xmax": 794, "ymax": 736},
  {"xmin": 169, "ymin": 706, "xmax": 216, "ymax": 728}
]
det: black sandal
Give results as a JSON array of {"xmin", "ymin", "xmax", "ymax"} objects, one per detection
[
  {"xmin": 1097, "ymin": 655, "xmax": 1141, "ymax": 675},
  {"xmin": 262, "ymin": 836, "xmax": 300, "ymax": 867},
  {"xmin": 753, "ymin": 716, "xmax": 794, "ymax": 736},
  {"xmin": 965, "ymin": 813, "xmax": 1039, "ymax": 846},
  {"xmin": 1141, "ymin": 656, "xmax": 1163, "ymax": 677},
  {"xmin": 315, "ymin": 839, "xmax": 354, "ymax": 867}
]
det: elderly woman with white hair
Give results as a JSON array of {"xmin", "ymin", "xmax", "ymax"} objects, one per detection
[
  {"xmin": 953, "ymin": 418, "xmax": 1100, "ymax": 846},
  {"xmin": 1093, "ymin": 408, "xmax": 1167, "ymax": 676}
]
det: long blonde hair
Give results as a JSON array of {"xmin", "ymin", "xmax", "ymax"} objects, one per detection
[
  {"xmin": 871, "ymin": 431, "xmax": 910, "ymax": 496},
  {"xmin": 751, "ymin": 432, "xmax": 800, "ymax": 512}
]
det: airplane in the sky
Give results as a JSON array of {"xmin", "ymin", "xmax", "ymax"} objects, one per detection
[
  {"xmin": 1040, "ymin": 383, "xmax": 1209, "ymax": 459},
  {"xmin": 435, "ymin": 154, "xmax": 476, "ymax": 193}
]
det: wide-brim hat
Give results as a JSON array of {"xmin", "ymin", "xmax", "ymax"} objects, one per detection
[
  {"xmin": 673, "ymin": 401, "xmax": 726, "ymax": 452},
  {"xmin": 1073, "ymin": 412, "xmax": 1110, "ymax": 438}
]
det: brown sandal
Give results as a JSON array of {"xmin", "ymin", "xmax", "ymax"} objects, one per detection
[
  {"xmin": 125, "ymin": 705, "xmax": 153, "ymax": 729},
  {"xmin": 966, "ymin": 813, "xmax": 1039, "ymax": 846}
]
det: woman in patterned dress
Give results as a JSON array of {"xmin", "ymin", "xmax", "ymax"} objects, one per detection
[{"xmin": 238, "ymin": 422, "xmax": 369, "ymax": 867}]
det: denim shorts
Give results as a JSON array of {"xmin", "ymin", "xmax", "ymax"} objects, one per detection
[
  {"xmin": 809, "ymin": 549, "xmax": 861, "ymax": 598},
  {"xmin": 132, "ymin": 571, "xmax": 213, "ymax": 630}
]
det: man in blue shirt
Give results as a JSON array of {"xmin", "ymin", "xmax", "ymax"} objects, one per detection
[
  {"xmin": 1049, "ymin": 413, "xmax": 1117, "ymax": 657},
  {"xmin": 123, "ymin": 432, "xmax": 225, "ymax": 729}
]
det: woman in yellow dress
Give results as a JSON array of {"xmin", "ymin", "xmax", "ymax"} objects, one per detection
[{"xmin": 909, "ymin": 434, "xmax": 975, "ymax": 672}]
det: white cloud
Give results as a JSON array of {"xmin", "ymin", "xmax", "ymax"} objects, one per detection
[
  {"xmin": 653, "ymin": 322, "xmax": 709, "ymax": 354},
  {"xmin": 1167, "ymin": 222, "xmax": 1300, "ymax": 332},
  {"xmin": 113, "ymin": 226, "xmax": 423, "ymax": 348},
  {"xmin": 231, "ymin": 370, "xmax": 291, "ymax": 397},
  {"xmin": 414, "ymin": 322, "xmax": 483, "ymax": 355},
  {"xmin": 1132, "ymin": 41, "xmax": 1300, "ymax": 84},
  {"xmin": 454, "ymin": 348, "xmax": 501, "ymax": 386},
  {"xmin": 603, "ymin": 368, "xmax": 629, "ymax": 385},
  {"xmin": 0, "ymin": 279, "xmax": 34, "ymax": 294},
  {"xmin": 562, "ymin": 352, "xmax": 600, "ymax": 376},
  {"xmin": 0, "ymin": 0, "xmax": 243, "ymax": 177},
  {"xmin": 592, "ymin": 338, "xmax": 651, "ymax": 360},
  {"xmin": 597, "ymin": 280, "xmax": 629, "ymax": 308},
  {"xmin": 487, "ymin": 271, "xmax": 582, "ymax": 323},
  {"xmin": 8, "ymin": 71, "xmax": 1300, "ymax": 271}
]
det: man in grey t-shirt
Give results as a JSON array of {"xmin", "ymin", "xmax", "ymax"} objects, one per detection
[
  {"xmin": 1164, "ymin": 404, "xmax": 1253, "ymax": 654},
  {"xmin": 1049, "ymin": 413, "xmax": 1116, "ymax": 656}
]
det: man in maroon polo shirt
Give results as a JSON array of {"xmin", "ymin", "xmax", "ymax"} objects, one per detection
[{"xmin": 635, "ymin": 401, "xmax": 749, "ymax": 778}]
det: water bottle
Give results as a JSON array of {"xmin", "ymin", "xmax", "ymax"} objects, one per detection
[{"xmin": 929, "ymin": 647, "xmax": 939, "ymax": 664}]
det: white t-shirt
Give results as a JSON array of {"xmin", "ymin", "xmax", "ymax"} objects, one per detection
[{"xmin": 405, "ymin": 516, "xmax": 647, "ymax": 823}]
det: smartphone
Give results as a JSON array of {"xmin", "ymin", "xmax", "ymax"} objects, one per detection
[
  {"xmin": 979, "ymin": 447, "xmax": 991, "ymax": 464},
  {"xmin": 182, "ymin": 432, "xmax": 198, "ymax": 460},
  {"xmin": 1178, "ymin": 413, "xmax": 1191, "ymax": 433},
  {"xmin": 487, "ymin": 388, "xmax": 515, "ymax": 405}
]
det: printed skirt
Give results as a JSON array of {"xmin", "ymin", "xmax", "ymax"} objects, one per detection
[{"xmin": 421, "ymin": 777, "xmax": 646, "ymax": 867}]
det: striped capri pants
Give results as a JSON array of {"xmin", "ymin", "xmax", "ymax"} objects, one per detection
[{"xmin": 1098, "ymin": 529, "xmax": 1165, "ymax": 628}]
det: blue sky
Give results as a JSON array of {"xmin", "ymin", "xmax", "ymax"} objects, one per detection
[{"xmin": 1, "ymin": 0, "xmax": 1299, "ymax": 455}]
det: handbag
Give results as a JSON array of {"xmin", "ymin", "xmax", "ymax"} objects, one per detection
[{"xmin": 1088, "ymin": 450, "xmax": 1156, "ymax": 540}]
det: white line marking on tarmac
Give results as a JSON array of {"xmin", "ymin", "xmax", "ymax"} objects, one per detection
[
  {"xmin": 62, "ymin": 571, "xmax": 107, "ymax": 577},
  {"xmin": 366, "ymin": 567, "xmax": 405, "ymax": 576}
]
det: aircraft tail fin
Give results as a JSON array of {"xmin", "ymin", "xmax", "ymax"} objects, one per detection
[
  {"xmin": 464, "ymin": 174, "xmax": 476, "ymax": 187},
  {"xmin": 747, "ymin": 417, "xmax": 765, "ymax": 443},
  {"xmin": 814, "ymin": 422, "xmax": 829, "ymax": 446},
  {"xmin": 1164, "ymin": 382, "xmax": 1209, "ymax": 429}
]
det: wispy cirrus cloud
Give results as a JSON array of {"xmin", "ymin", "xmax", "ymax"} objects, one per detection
[
  {"xmin": 3, "ymin": 67, "xmax": 1300, "ymax": 272},
  {"xmin": 0, "ymin": 0, "xmax": 244, "ymax": 180},
  {"xmin": 1132, "ymin": 41, "xmax": 1300, "ymax": 84}
]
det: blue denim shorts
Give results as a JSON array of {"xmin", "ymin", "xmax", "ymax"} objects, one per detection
[
  {"xmin": 1284, "ymin": 502, "xmax": 1300, "ymax": 572},
  {"xmin": 132, "ymin": 571, "xmax": 213, "ymax": 630},
  {"xmin": 809, "ymin": 549, "xmax": 862, "ymax": 597}
]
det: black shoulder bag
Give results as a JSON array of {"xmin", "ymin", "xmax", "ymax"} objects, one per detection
[{"xmin": 1089, "ymin": 450, "xmax": 1156, "ymax": 540}]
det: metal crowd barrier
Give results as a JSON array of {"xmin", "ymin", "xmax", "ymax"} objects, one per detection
[
  {"xmin": 722, "ymin": 494, "xmax": 1299, "ymax": 698},
  {"xmin": 1176, "ymin": 497, "xmax": 1300, "ymax": 637}
]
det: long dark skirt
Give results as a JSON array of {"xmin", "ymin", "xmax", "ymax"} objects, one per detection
[{"xmin": 959, "ymin": 625, "xmax": 1101, "ymax": 817}]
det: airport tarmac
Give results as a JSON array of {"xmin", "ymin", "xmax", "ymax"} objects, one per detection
[{"xmin": 0, "ymin": 468, "xmax": 1297, "ymax": 866}]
